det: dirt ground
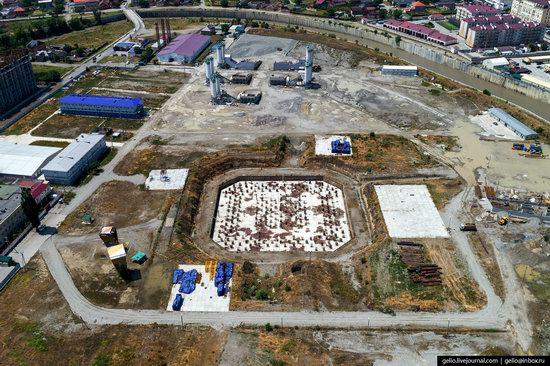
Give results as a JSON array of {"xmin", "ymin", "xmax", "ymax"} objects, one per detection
[
  {"xmin": 356, "ymin": 239, "xmax": 485, "ymax": 313},
  {"xmin": 30, "ymin": 113, "xmax": 143, "ymax": 139},
  {"xmin": 0, "ymin": 259, "xmax": 514, "ymax": 365},
  {"xmin": 301, "ymin": 134, "xmax": 438, "ymax": 177},
  {"xmin": 97, "ymin": 70, "xmax": 186, "ymax": 95},
  {"xmin": 58, "ymin": 181, "xmax": 172, "ymax": 235},
  {"xmin": 0, "ymin": 257, "xmax": 226, "ymax": 366},
  {"xmin": 230, "ymin": 260, "xmax": 364, "ymax": 312},
  {"xmin": 415, "ymin": 134, "xmax": 461, "ymax": 152},
  {"xmin": 468, "ymin": 232, "xmax": 505, "ymax": 300},
  {"xmin": 483, "ymin": 222, "xmax": 550, "ymax": 354},
  {"xmin": 3, "ymin": 99, "xmax": 58, "ymax": 135},
  {"xmin": 114, "ymin": 137, "xmax": 209, "ymax": 176}
]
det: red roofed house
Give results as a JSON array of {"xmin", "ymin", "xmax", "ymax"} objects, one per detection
[
  {"xmin": 406, "ymin": 1, "xmax": 426, "ymax": 12},
  {"xmin": 455, "ymin": 4, "xmax": 501, "ymax": 20},
  {"xmin": 18, "ymin": 180, "xmax": 50, "ymax": 205},
  {"xmin": 384, "ymin": 19, "xmax": 458, "ymax": 45},
  {"xmin": 14, "ymin": 7, "xmax": 29, "ymax": 17},
  {"xmin": 69, "ymin": 0, "xmax": 99, "ymax": 13}
]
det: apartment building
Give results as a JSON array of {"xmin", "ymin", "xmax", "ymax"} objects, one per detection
[{"xmin": 511, "ymin": 0, "xmax": 550, "ymax": 26}]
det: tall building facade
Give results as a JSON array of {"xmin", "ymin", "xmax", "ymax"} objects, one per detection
[
  {"xmin": 483, "ymin": 0, "xmax": 513, "ymax": 10},
  {"xmin": 455, "ymin": 4, "xmax": 501, "ymax": 20},
  {"xmin": 511, "ymin": 0, "xmax": 550, "ymax": 26},
  {"xmin": 0, "ymin": 50, "xmax": 37, "ymax": 115}
]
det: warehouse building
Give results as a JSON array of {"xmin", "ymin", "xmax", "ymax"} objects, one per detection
[
  {"xmin": 0, "ymin": 141, "xmax": 61, "ymax": 179},
  {"xmin": 42, "ymin": 134, "xmax": 108, "ymax": 185},
  {"xmin": 60, "ymin": 94, "xmax": 144, "ymax": 119},
  {"xmin": 157, "ymin": 34, "xmax": 211, "ymax": 64},
  {"xmin": 0, "ymin": 185, "xmax": 26, "ymax": 252},
  {"xmin": 382, "ymin": 65, "xmax": 418, "ymax": 76},
  {"xmin": 0, "ymin": 50, "xmax": 37, "ymax": 117},
  {"xmin": 488, "ymin": 107, "xmax": 538, "ymax": 140}
]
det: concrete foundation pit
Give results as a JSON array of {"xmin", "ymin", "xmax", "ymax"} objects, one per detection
[{"xmin": 212, "ymin": 178, "xmax": 352, "ymax": 252}]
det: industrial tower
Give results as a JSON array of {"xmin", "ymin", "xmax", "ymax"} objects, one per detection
[
  {"xmin": 215, "ymin": 42, "xmax": 226, "ymax": 68},
  {"xmin": 304, "ymin": 45, "xmax": 313, "ymax": 87}
]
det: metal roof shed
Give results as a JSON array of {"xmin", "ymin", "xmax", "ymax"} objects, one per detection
[{"xmin": 488, "ymin": 107, "xmax": 538, "ymax": 140}]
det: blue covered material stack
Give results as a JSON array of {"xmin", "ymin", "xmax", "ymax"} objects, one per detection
[
  {"xmin": 215, "ymin": 262, "xmax": 234, "ymax": 296},
  {"xmin": 331, "ymin": 139, "xmax": 351, "ymax": 155},
  {"xmin": 179, "ymin": 269, "xmax": 198, "ymax": 294},
  {"xmin": 172, "ymin": 294, "xmax": 183, "ymax": 311},
  {"xmin": 172, "ymin": 269, "xmax": 184, "ymax": 284}
]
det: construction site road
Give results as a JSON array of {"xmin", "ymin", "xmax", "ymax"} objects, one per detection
[{"xmin": 40, "ymin": 238, "xmax": 505, "ymax": 330}]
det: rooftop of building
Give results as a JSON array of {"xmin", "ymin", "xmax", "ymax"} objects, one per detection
[
  {"xmin": 526, "ymin": 0, "xmax": 550, "ymax": 8},
  {"xmin": 488, "ymin": 107, "xmax": 538, "ymax": 137},
  {"xmin": 157, "ymin": 34, "xmax": 211, "ymax": 57},
  {"xmin": 60, "ymin": 94, "xmax": 143, "ymax": 108},
  {"xmin": 42, "ymin": 133, "xmax": 105, "ymax": 173},
  {"xmin": 458, "ymin": 4, "xmax": 501, "ymax": 13},
  {"xmin": 18, "ymin": 180, "xmax": 48, "ymax": 199},
  {"xmin": 0, "ymin": 142, "xmax": 61, "ymax": 177},
  {"xmin": 0, "ymin": 185, "xmax": 21, "ymax": 224},
  {"xmin": 462, "ymin": 14, "xmax": 517, "ymax": 23}
]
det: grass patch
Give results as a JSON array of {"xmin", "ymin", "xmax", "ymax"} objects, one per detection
[
  {"xmin": 429, "ymin": 89, "xmax": 441, "ymax": 96},
  {"xmin": 142, "ymin": 18, "xmax": 204, "ymax": 30},
  {"xmin": 46, "ymin": 21, "xmax": 133, "ymax": 50},
  {"xmin": 92, "ymin": 352, "xmax": 112, "ymax": 366},
  {"xmin": 31, "ymin": 114, "xmax": 143, "ymax": 139},
  {"xmin": 437, "ymin": 20, "xmax": 458, "ymax": 31},
  {"xmin": 32, "ymin": 64, "xmax": 73, "ymax": 78},
  {"xmin": 4, "ymin": 101, "xmax": 58, "ymax": 135},
  {"xmin": 29, "ymin": 140, "xmax": 70, "ymax": 148},
  {"xmin": 99, "ymin": 147, "xmax": 117, "ymax": 167}
]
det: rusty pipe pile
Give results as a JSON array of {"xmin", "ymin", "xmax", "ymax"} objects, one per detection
[{"xmin": 397, "ymin": 242, "xmax": 442, "ymax": 286}]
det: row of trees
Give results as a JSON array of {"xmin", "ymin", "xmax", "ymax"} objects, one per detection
[{"xmin": 0, "ymin": 11, "xmax": 103, "ymax": 50}]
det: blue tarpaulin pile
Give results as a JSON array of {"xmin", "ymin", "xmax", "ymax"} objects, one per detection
[
  {"xmin": 179, "ymin": 269, "xmax": 198, "ymax": 294},
  {"xmin": 215, "ymin": 262, "xmax": 234, "ymax": 296}
]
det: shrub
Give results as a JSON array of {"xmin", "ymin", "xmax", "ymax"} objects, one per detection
[
  {"xmin": 483, "ymin": 89, "xmax": 491, "ymax": 96},
  {"xmin": 265, "ymin": 323, "xmax": 274, "ymax": 332}
]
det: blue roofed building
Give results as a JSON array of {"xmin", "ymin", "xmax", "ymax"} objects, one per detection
[
  {"xmin": 60, "ymin": 94, "xmax": 144, "ymax": 119},
  {"xmin": 488, "ymin": 107, "xmax": 538, "ymax": 140}
]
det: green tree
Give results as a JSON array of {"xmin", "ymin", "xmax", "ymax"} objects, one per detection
[
  {"xmin": 392, "ymin": 9, "xmax": 402, "ymax": 19},
  {"xmin": 265, "ymin": 323, "xmax": 273, "ymax": 332},
  {"xmin": 379, "ymin": 8, "xmax": 387, "ymax": 19},
  {"xmin": 93, "ymin": 10, "xmax": 102, "ymax": 25},
  {"xmin": 21, "ymin": 188, "xmax": 41, "ymax": 229},
  {"xmin": 221, "ymin": 23, "xmax": 230, "ymax": 33},
  {"xmin": 220, "ymin": 0, "xmax": 229, "ymax": 7},
  {"xmin": 483, "ymin": 89, "xmax": 491, "ymax": 96}
]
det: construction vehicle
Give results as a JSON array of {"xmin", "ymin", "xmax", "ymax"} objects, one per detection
[
  {"xmin": 460, "ymin": 223, "xmax": 477, "ymax": 231},
  {"xmin": 529, "ymin": 143, "xmax": 543, "ymax": 155},
  {"xmin": 512, "ymin": 143, "xmax": 525, "ymax": 150},
  {"xmin": 498, "ymin": 217, "xmax": 509, "ymax": 226}
]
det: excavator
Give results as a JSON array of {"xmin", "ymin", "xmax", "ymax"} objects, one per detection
[{"xmin": 498, "ymin": 217, "xmax": 509, "ymax": 226}]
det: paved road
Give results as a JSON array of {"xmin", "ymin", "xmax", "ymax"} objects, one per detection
[{"xmin": 40, "ymin": 238, "xmax": 504, "ymax": 329}]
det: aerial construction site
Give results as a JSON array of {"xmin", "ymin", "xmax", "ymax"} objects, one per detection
[{"xmin": 0, "ymin": 11, "xmax": 549, "ymax": 366}]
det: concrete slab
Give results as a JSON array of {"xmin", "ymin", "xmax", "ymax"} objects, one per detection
[
  {"xmin": 146, "ymin": 169, "xmax": 189, "ymax": 190},
  {"xmin": 315, "ymin": 135, "xmax": 353, "ymax": 156},
  {"xmin": 166, "ymin": 264, "xmax": 231, "ymax": 312},
  {"xmin": 375, "ymin": 185, "xmax": 449, "ymax": 238},
  {"xmin": 471, "ymin": 113, "xmax": 519, "ymax": 140}
]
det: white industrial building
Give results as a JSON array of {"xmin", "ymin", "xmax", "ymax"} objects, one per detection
[
  {"xmin": 0, "ymin": 141, "xmax": 61, "ymax": 179},
  {"xmin": 381, "ymin": 65, "xmax": 418, "ymax": 76},
  {"xmin": 42, "ymin": 134, "xmax": 108, "ymax": 185}
]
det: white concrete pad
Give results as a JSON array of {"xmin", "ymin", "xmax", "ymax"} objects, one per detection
[
  {"xmin": 213, "ymin": 180, "xmax": 351, "ymax": 252},
  {"xmin": 375, "ymin": 185, "xmax": 449, "ymax": 238},
  {"xmin": 166, "ymin": 264, "xmax": 231, "ymax": 312},
  {"xmin": 471, "ymin": 113, "xmax": 519, "ymax": 140},
  {"xmin": 315, "ymin": 135, "xmax": 353, "ymax": 156},
  {"xmin": 146, "ymin": 169, "xmax": 189, "ymax": 190}
]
